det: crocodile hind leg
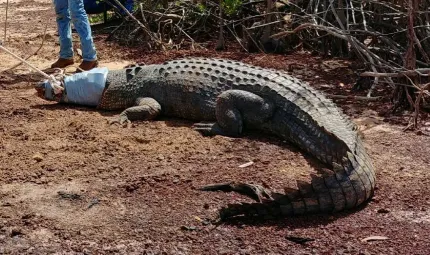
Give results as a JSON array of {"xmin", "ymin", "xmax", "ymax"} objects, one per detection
[
  {"xmin": 109, "ymin": 97, "xmax": 161, "ymax": 127},
  {"xmin": 194, "ymin": 90, "xmax": 276, "ymax": 202},
  {"xmin": 193, "ymin": 89, "xmax": 275, "ymax": 136}
]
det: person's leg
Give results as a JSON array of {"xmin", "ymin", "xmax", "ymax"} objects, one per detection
[
  {"xmin": 125, "ymin": 0, "xmax": 134, "ymax": 12},
  {"xmin": 119, "ymin": 0, "xmax": 134, "ymax": 14},
  {"xmin": 51, "ymin": 0, "xmax": 74, "ymax": 68},
  {"xmin": 69, "ymin": 0, "xmax": 98, "ymax": 71}
]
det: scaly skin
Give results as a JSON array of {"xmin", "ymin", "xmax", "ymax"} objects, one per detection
[{"xmin": 39, "ymin": 57, "xmax": 376, "ymax": 219}]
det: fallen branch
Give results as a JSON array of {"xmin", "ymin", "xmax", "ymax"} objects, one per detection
[
  {"xmin": 141, "ymin": 10, "xmax": 182, "ymax": 22},
  {"xmin": 328, "ymin": 94, "xmax": 382, "ymax": 101},
  {"xmin": 360, "ymin": 69, "xmax": 430, "ymax": 78},
  {"xmin": 271, "ymin": 23, "xmax": 348, "ymax": 41},
  {"xmin": 246, "ymin": 20, "xmax": 284, "ymax": 30}
]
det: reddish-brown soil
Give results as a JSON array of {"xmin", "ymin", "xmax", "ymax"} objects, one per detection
[{"xmin": 1, "ymin": 1, "xmax": 430, "ymax": 254}]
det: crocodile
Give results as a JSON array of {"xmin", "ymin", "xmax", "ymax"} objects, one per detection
[{"xmin": 35, "ymin": 57, "xmax": 376, "ymax": 220}]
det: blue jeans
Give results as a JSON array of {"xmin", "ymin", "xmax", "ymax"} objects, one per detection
[
  {"xmin": 53, "ymin": 0, "xmax": 97, "ymax": 61},
  {"xmin": 120, "ymin": 0, "xmax": 135, "ymax": 14}
]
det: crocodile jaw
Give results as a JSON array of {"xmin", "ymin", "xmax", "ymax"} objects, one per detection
[{"xmin": 35, "ymin": 80, "xmax": 64, "ymax": 102}]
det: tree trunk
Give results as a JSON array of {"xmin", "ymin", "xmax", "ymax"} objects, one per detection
[
  {"xmin": 392, "ymin": 0, "xmax": 420, "ymax": 111},
  {"xmin": 216, "ymin": 0, "xmax": 225, "ymax": 50},
  {"xmin": 261, "ymin": 0, "xmax": 274, "ymax": 46}
]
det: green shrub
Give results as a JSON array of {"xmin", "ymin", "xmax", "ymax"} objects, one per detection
[{"xmin": 222, "ymin": 0, "xmax": 242, "ymax": 16}]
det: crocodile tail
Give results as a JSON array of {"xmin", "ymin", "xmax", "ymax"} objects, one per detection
[{"xmin": 217, "ymin": 139, "xmax": 376, "ymax": 219}]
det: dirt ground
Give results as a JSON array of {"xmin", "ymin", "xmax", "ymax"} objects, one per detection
[{"xmin": 1, "ymin": 0, "xmax": 430, "ymax": 254}]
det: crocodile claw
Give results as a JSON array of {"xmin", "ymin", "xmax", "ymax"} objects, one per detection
[
  {"xmin": 193, "ymin": 122, "xmax": 225, "ymax": 136},
  {"xmin": 199, "ymin": 182, "xmax": 273, "ymax": 203},
  {"xmin": 107, "ymin": 115, "xmax": 131, "ymax": 128}
]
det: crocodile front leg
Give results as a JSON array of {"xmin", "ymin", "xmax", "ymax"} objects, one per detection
[
  {"xmin": 193, "ymin": 89, "xmax": 275, "ymax": 136},
  {"xmin": 109, "ymin": 97, "xmax": 161, "ymax": 127}
]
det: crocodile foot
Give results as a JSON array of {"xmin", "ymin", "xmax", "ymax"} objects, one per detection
[
  {"xmin": 198, "ymin": 182, "xmax": 273, "ymax": 203},
  {"xmin": 107, "ymin": 114, "xmax": 131, "ymax": 128},
  {"xmin": 192, "ymin": 122, "xmax": 226, "ymax": 136}
]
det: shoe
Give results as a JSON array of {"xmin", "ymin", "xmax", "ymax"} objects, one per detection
[
  {"xmin": 76, "ymin": 60, "xmax": 99, "ymax": 72},
  {"xmin": 51, "ymin": 58, "xmax": 74, "ymax": 68}
]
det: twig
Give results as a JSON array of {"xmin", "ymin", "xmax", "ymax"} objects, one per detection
[
  {"xmin": 242, "ymin": 24, "xmax": 266, "ymax": 53},
  {"xmin": 86, "ymin": 198, "xmax": 100, "ymax": 210},
  {"xmin": 106, "ymin": 20, "xmax": 126, "ymax": 40},
  {"xmin": 271, "ymin": 23, "xmax": 349, "ymax": 41},
  {"xmin": 360, "ymin": 69, "xmax": 430, "ymax": 78},
  {"xmin": 140, "ymin": 4, "xmax": 149, "ymax": 25},
  {"xmin": 174, "ymin": 24, "xmax": 197, "ymax": 50},
  {"xmin": 412, "ymin": 83, "xmax": 429, "ymax": 128},
  {"xmin": 141, "ymin": 10, "xmax": 182, "ymax": 22},
  {"xmin": 403, "ymin": 72, "xmax": 430, "ymax": 97},
  {"xmin": 271, "ymin": 22, "xmax": 391, "ymax": 71},
  {"xmin": 366, "ymin": 77, "xmax": 380, "ymax": 98},
  {"xmin": 328, "ymin": 94, "xmax": 382, "ymax": 101},
  {"xmin": 246, "ymin": 20, "xmax": 284, "ymax": 30},
  {"xmin": 223, "ymin": 12, "xmax": 286, "ymax": 26},
  {"xmin": 109, "ymin": 0, "xmax": 164, "ymax": 48},
  {"xmin": 225, "ymin": 24, "xmax": 248, "ymax": 52}
]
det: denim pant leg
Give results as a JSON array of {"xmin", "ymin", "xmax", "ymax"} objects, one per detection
[
  {"xmin": 69, "ymin": 0, "xmax": 97, "ymax": 61},
  {"xmin": 53, "ymin": 0, "xmax": 73, "ymax": 59},
  {"xmin": 125, "ymin": 0, "xmax": 134, "ymax": 11},
  {"xmin": 119, "ymin": 0, "xmax": 134, "ymax": 14}
]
